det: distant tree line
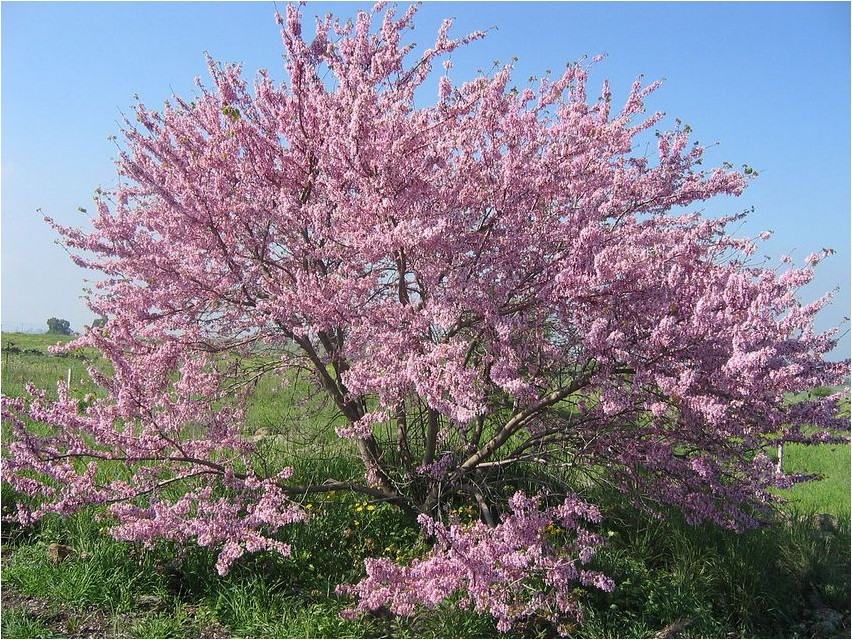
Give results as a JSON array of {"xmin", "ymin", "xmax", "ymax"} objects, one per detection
[
  {"xmin": 41, "ymin": 317, "xmax": 107, "ymax": 335},
  {"xmin": 46, "ymin": 317, "xmax": 72, "ymax": 335}
]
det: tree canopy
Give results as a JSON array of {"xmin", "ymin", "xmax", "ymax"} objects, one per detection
[
  {"xmin": 3, "ymin": 4, "xmax": 847, "ymax": 633},
  {"xmin": 45, "ymin": 317, "xmax": 72, "ymax": 335}
]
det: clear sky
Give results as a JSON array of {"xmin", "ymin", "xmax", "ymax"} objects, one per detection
[{"xmin": 2, "ymin": 1, "xmax": 850, "ymax": 357}]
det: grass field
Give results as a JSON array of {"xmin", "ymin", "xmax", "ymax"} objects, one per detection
[
  {"xmin": 1, "ymin": 332, "xmax": 849, "ymax": 638},
  {"xmin": 2, "ymin": 332, "xmax": 81, "ymax": 397}
]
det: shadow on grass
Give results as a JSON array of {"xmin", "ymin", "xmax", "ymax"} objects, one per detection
[{"xmin": 580, "ymin": 503, "xmax": 850, "ymax": 639}]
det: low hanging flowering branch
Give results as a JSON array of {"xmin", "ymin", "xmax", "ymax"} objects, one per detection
[
  {"xmin": 338, "ymin": 491, "xmax": 615, "ymax": 634},
  {"xmin": 2, "ymin": 2, "xmax": 848, "ymax": 633}
]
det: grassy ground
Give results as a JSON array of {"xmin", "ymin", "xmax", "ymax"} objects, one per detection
[
  {"xmin": 1, "ymin": 332, "xmax": 849, "ymax": 638},
  {"xmin": 1, "ymin": 332, "xmax": 83, "ymax": 398},
  {"xmin": 782, "ymin": 442, "xmax": 851, "ymax": 516}
]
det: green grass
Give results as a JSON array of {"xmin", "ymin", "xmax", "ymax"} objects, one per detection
[
  {"xmin": 782, "ymin": 442, "xmax": 851, "ymax": 516},
  {"xmin": 1, "ymin": 608, "xmax": 58, "ymax": 639},
  {"xmin": 1, "ymin": 332, "xmax": 97, "ymax": 400},
  {"xmin": 4, "ymin": 504, "xmax": 846, "ymax": 638},
  {"xmin": 2, "ymin": 332, "xmax": 76, "ymax": 351},
  {"xmin": 0, "ymin": 499, "xmax": 467, "ymax": 638},
  {"xmin": 2, "ymin": 331, "xmax": 850, "ymax": 638},
  {"xmin": 578, "ymin": 501, "xmax": 850, "ymax": 638}
]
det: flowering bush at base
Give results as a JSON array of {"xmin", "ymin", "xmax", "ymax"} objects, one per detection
[{"xmin": 338, "ymin": 492, "xmax": 614, "ymax": 635}]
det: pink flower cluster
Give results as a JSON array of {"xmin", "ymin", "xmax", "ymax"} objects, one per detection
[
  {"xmin": 109, "ymin": 470, "xmax": 307, "ymax": 576},
  {"xmin": 338, "ymin": 492, "xmax": 613, "ymax": 635}
]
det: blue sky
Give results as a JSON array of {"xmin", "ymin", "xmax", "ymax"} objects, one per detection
[{"xmin": 2, "ymin": 1, "xmax": 850, "ymax": 357}]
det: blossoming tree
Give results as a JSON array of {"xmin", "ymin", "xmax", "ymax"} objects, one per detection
[{"xmin": 3, "ymin": 3, "xmax": 848, "ymax": 633}]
